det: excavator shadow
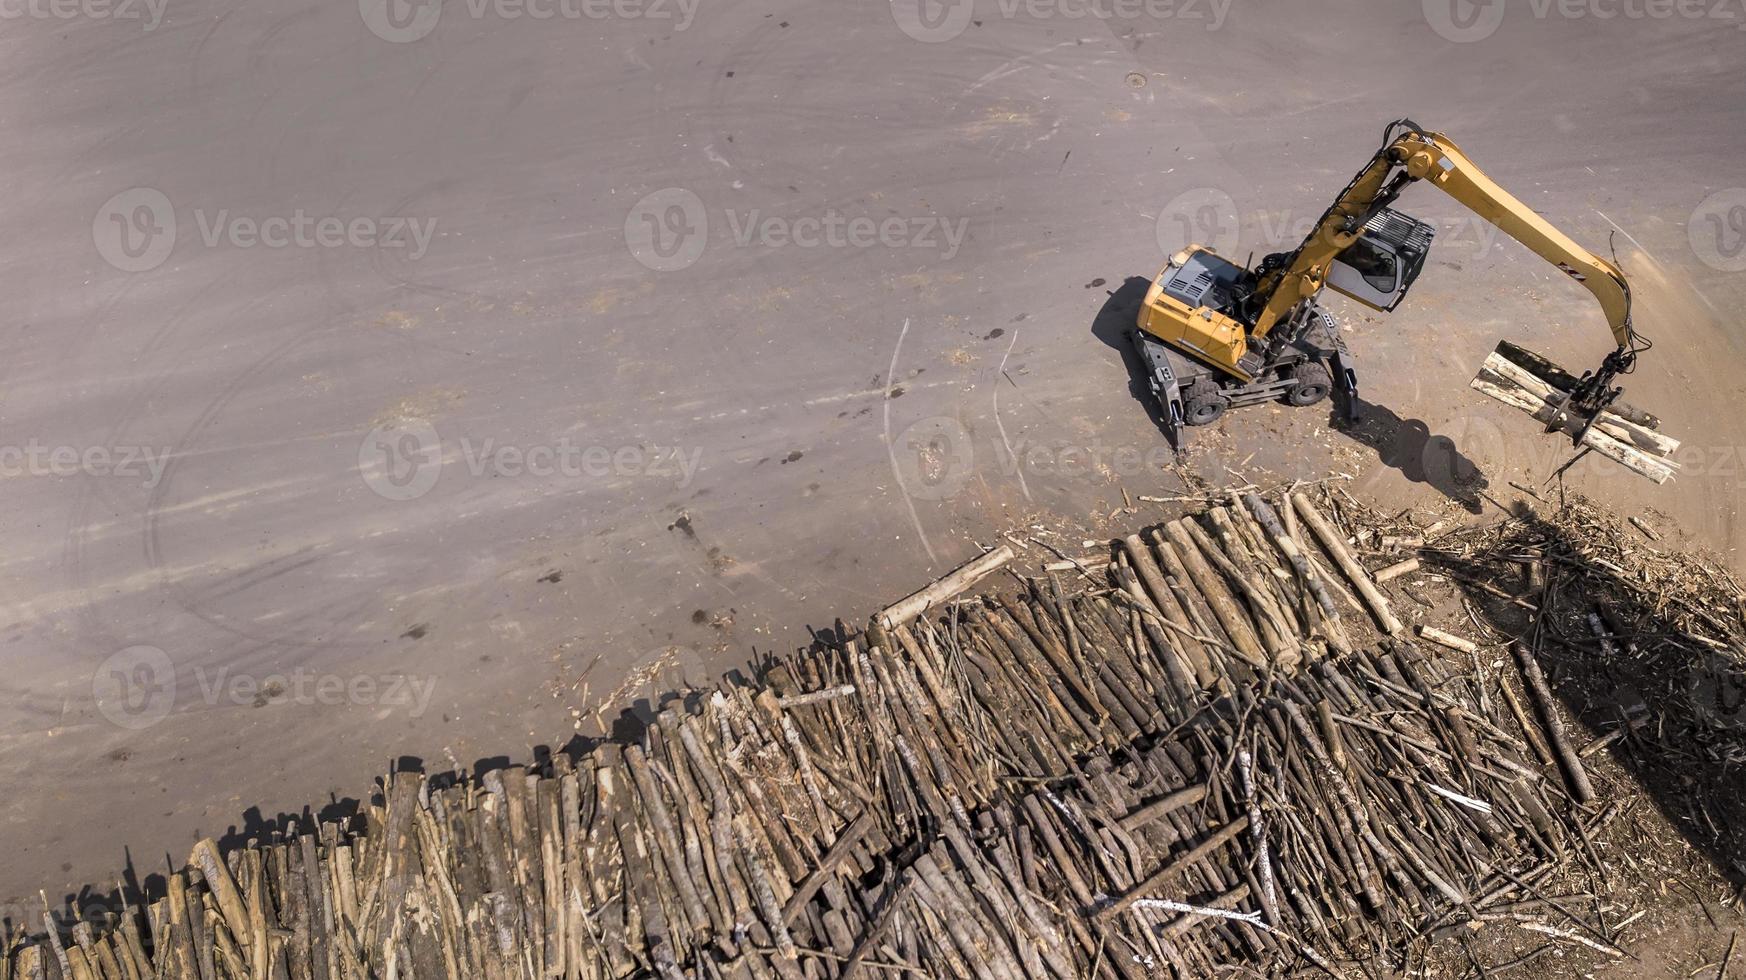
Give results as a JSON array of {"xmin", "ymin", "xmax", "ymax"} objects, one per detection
[
  {"xmin": 1091, "ymin": 276, "xmax": 1180, "ymax": 448},
  {"xmin": 1332, "ymin": 397, "xmax": 1490, "ymax": 514}
]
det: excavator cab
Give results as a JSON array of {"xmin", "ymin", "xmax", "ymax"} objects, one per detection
[{"xmin": 1325, "ymin": 207, "xmax": 1437, "ymax": 312}]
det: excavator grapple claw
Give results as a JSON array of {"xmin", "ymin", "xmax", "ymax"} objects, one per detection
[{"xmin": 1470, "ymin": 341, "xmax": 1678, "ymax": 484}]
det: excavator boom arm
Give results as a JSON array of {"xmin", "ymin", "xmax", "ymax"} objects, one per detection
[{"xmin": 1252, "ymin": 125, "xmax": 1634, "ymax": 353}]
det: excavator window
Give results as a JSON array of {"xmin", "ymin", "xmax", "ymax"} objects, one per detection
[{"xmin": 1344, "ymin": 239, "xmax": 1399, "ymax": 290}]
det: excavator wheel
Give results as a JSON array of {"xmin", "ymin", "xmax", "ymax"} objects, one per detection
[
  {"xmin": 1287, "ymin": 362, "xmax": 1333, "ymax": 407},
  {"xmin": 1181, "ymin": 387, "xmax": 1229, "ymax": 426}
]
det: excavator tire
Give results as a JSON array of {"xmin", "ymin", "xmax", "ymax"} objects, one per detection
[
  {"xmin": 1287, "ymin": 362, "xmax": 1333, "ymax": 407},
  {"xmin": 1182, "ymin": 387, "xmax": 1229, "ymax": 426}
]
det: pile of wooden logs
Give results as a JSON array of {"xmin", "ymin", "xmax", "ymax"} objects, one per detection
[
  {"xmin": 1416, "ymin": 492, "xmax": 1746, "ymax": 908},
  {"xmin": 2, "ymin": 492, "xmax": 1632, "ymax": 978}
]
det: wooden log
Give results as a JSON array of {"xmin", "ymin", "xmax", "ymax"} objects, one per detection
[
  {"xmin": 534, "ymin": 777, "xmax": 566, "ymax": 979},
  {"xmin": 677, "ymin": 712, "xmax": 796, "ymax": 962},
  {"xmin": 1242, "ymin": 493, "xmax": 1346, "ymax": 644},
  {"xmin": 1121, "ymin": 534, "xmax": 1215, "ymax": 690},
  {"xmin": 297, "ymin": 833, "xmax": 331, "ymax": 980},
  {"xmin": 1481, "ymin": 351, "xmax": 1678, "ymax": 455},
  {"xmin": 1162, "ymin": 520, "xmax": 1269, "ymax": 667},
  {"xmin": 875, "ymin": 545, "xmax": 1013, "ymax": 629},
  {"xmin": 1093, "ymin": 816, "xmax": 1251, "ymax": 923},
  {"xmin": 1471, "ymin": 373, "xmax": 1675, "ymax": 484},
  {"xmin": 604, "ymin": 752, "xmax": 685, "ymax": 980},
  {"xmin": 1116, "ymin": 783, "xmax": 1209, "ymax": 833},
  {"xmin": 374, "ymin": 773, "xmax": 447, "ymax": 980},
  {"xmin": 188, "ymin": 840, "xmax": 251, "ymax": 966},
  {"xmin": 1291, "ymin": 493, "xmax": 1403, "ymax": 635},
  {"xmin": 1418, "ymin": 624, "xmax": 1479, "ymax": 655},
  {"xmin": 1470, "ymin": 355, "xmax": 1677, "ymax": 483},
  {"xmin": 776, "ymin": 685, "xmax": 857, "ymax": 709},
  {"xmin": 1511, "ymin": 643, "xmax": 1596, "ymax": 804},
  {"xmin": 499, "ymin": 767, "xmax": 546, "ymax": 978},
  {"xmin": 1374, "ymin": 558, "xmax": 1420, "ymax": 583},
  {"xmin": 995, "ymin": 594, "xmax": 1108, "ymax": 726},
  {"xmin": 1493, "ymin": 339, "xmax": 1659, "ymax": 427},
  {"xmin": 414, "ymin": 807, "xmax": 475, "ymax": 978},
  {"xmin": 1110, "ymin": 563, "xmax": 1198, "ymax": 707},
  {"xmin": 242, "ymin": 850, "xmax": 271, "ymax": 980},
  {"xmin": 1181, "ymin": 515, "xmax": 1301, "ymax": 667},
  {"xmin": 624, "ymin": 744, "xmax": 714, "ymax": 944}
]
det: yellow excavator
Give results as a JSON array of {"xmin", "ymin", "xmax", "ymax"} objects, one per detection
[{"xmin": 1136, "ymin": 119, "xmax": 1671, "ymax": 480}]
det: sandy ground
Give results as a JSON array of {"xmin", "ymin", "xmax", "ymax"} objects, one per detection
[{"xmin": 1, "ymin": 0, "xmax": 1742, "ymax": 918}]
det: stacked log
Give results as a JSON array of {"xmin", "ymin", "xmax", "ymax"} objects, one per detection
[
  {"xmin": 3, "ymin": 493, "xmax": 1633, "ymax": 979},
  {"xmin": 1469, "ymin": 343, "xmax": 1680, "ymax": 484}
]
